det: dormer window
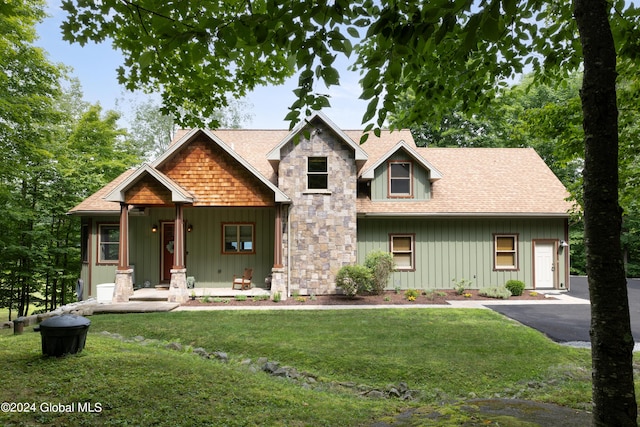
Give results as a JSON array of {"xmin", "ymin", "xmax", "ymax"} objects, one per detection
[
  {"xmin": 308, "ymin": 157, "xmax": 328, "ymax": 190},
  {"xmin": 389, "ymin": 161, "xmax": 412, "ymax": 197}
]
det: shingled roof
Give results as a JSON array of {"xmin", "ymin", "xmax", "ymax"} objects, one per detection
[
  {"xmin": 69, "ymin": 124, "xmax": 572, "ymax": 217},
  {"xmin": 357, "ymin": 144, "xmax": 573, "ymax": 216}
]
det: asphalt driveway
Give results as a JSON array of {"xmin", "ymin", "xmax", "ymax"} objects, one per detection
[{"xmin": 486, "ymin": 276, "xmax": 640, "ymax": 343}]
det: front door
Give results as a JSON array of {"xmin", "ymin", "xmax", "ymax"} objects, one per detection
[
  {"xmin": 161, "ymin": 222, "xmax": 175, "ymax": 283},
  {"xmin": 534, "ymin": 241, "xmax": 555, "ymax": 289}
]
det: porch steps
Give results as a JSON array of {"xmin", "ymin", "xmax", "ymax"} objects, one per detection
[{"xmin": 131, "ymin": 287, "xmax": 270, "ymax": 302}]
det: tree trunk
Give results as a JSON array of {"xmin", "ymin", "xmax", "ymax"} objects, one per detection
[{"xmin": 574, "ymin": 0, "xmax": 637, "ymax": 425}]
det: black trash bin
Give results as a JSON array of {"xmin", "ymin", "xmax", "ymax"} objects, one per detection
[{"xmin": 38, "ymin": 314, "xmax": 91, "ymax": 357}]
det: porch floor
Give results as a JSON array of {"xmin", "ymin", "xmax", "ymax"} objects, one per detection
[{"xmin": 131, "ymin": 287, "xmax": 271, "ymax": 301}]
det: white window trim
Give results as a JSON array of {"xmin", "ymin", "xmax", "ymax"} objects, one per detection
[
  {"xmin": 307, "ymin": 157, "xmax": 328, "ymax": 190},
  {"xmin": 494, "ymin": 234, "xmax": 518, "ymax": 270},
  {"xmin": 97, "ymin": 223, "xmax": 119, "ymax": 264},
  {"xmin": 388, "ymin": 161, "xmax": 413, "ymax": 197},
  {"xmin": 390, "ymin": 234, "xmax": 415, "ymax": 271}
]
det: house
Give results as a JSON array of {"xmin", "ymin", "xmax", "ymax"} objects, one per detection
[{"xmin": 69, "ymin": 112, "xmax": 573, "ymax": 302}]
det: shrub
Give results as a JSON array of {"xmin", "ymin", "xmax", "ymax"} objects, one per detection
[
  {"xmin": 452, "ymin": 278, "xmax": 472, "ymax": 295},
  {"xmin": 235, "ymin": 294, "xmax": 247, "ymax": 301},
  {"xmin": 479, "ymin": 286, "xmax": 512, "ymax": 299},
  {"xmin": 335, "ymin": 265, "xmax": 373, "ymax": 297},
  {"xmin": 505, "ymin": 280, "xmax": 525, "ymax": 296},
  {"xmin": 364, "ymin": 251, "xmax": 395, "ymax": 295},
  {"xmin": 272, "ymin": 291, "xmax": 281, "ymax": 302}
]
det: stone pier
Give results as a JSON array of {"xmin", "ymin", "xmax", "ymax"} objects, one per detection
[{"xmin": 168, "ymin": 268, "xmax": 188, "ymax": 303}]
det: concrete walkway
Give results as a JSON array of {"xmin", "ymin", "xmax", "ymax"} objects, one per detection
[{"xmin": 131, "ymin": 287, "xmax": 271, "ymax": 302}]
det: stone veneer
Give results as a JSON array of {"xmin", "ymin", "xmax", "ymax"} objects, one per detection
[
  {"xmin": 113, "ymin": 269, "xmax": 134, "ymax": 302},
  {"xmin": 279, "ymin": 122, "xmax": 358, "ymax": 295}
]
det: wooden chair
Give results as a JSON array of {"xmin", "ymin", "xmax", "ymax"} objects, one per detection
[{"xmin": 232, "ymin": 268, "xmax": 253, "ymax": 290}]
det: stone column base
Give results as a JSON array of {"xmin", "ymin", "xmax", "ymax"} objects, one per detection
[
  {"xmin": 168, "ymin": 268, "xmax": 188, "ymax": 303},
  {"xmin": 113, "ymin": 269, "xmax": 134, "ymax": 303},
  {"xmin": 270, "ymin": 267, "xmax": 287, "ymax": 301}
]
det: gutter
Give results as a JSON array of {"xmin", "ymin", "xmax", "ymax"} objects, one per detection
[{"xmin": 357, "ymin": 212, "xmax": 571, "ymax": 219}]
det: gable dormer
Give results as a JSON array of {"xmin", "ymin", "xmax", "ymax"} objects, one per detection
[
  {"xmin": 266, "ymin": 111, "xmax": 368, "ymax": 183},
  {"xmin": 360, "ymin": 140, "xmax": 442, "ymax": 201}
]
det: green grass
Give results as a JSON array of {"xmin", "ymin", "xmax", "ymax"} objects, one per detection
[
  {"xmin": 0, "ymin": 304, "xmax": 40, "ymax": 322},
  {"xmin": 0, "ymin": 308, "xmax": 603, "ymax": 426}
]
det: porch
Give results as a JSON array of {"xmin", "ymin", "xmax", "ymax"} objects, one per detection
[{"xmin": 131, "ymin": 286, "xmax": 271, "ymax": 302}]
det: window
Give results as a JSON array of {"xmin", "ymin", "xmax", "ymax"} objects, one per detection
[
  {"xmin": 389, "ymin": 161, "xmax": 412, "ymax": 197},
  {"xmin": 390, "ymin": 234, "xmax": 415, "ymax": 270},
  {"xmin": 81, "ymin": 223, "xmax": 89, "ymax": 263},
  {"xmin": 307, "ymin": 157, "xmax": 328, "ymax": 190},
  {"xmin": 494, "ymin": 234, "xmax": 518, "ymax": 270},
  {"xmin": 223, "ymin": 223, "xmax": 255, "ymax": 254},
  {"xmin": 98, "ymin": 224, "xmax": 119, "ymax": 263}
]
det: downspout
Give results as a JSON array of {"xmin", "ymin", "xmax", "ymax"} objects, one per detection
[
  {"xmin": 564, "ymin": 217, "xmax": 570, "ymax": 291},
  {"xmin": 287, "ymin": 204, "xmax": 291, "ymax": 299}
]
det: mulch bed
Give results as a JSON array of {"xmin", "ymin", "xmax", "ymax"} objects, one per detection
[{"xmin": 182, "ymin": 289, "xmax": 550, "ymax": 307}]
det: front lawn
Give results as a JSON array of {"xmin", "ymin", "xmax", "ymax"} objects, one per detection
[{"xmin": 0, "ymin": 309, "xmax": 598, "ymax": 426}]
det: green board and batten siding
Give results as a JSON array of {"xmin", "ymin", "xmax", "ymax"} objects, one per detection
[
  {"xmin": 357, "ymin": 217, "xmax": 568, "ymax": 290},
  {"xmin": 130, "ymin": 207, "xmax": 275, "ymax": 288},
  {"xmin": 83, "ymin": 207, "xmax": 275, "ymax": 295}
]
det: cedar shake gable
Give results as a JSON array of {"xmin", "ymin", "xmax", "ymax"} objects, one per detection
[
  {"xmin": 104, "ymin": 164, "xmax": 194, "ymax": 205},
  {"xmin": 154, "ymin": 129, "xmax": 290, "ymax": 205}
]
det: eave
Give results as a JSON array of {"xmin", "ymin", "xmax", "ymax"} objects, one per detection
[
  {"xmin": 104, "ymin": 163, "xmax": 194, "ymax": 204},
  {"xmin": 266, "ymin": 111, "xmax": 368, "ymax": 172},
  {"xmin": 359, "ymin": 140, "xmax": 443, "ymax": 181}
]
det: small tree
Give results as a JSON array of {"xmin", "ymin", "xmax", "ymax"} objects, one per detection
[{"xmin": 364, "ymin": 251, "xmax": 395, "ymax": 295}]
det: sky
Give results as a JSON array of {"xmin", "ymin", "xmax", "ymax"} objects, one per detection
[{"xmin": 35, "ymin": 1, "xmax": 368, "ymax": 130}]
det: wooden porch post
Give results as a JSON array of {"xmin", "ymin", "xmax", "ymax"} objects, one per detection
[
  {"xmin": 274, "ymin": 204, "xmax": 283, "ymax": 268},
  {"xmin": 113, "ymin": 202, "xmax": 134, "ymax": 302},
  {"xmin": 168, "ymin": 203, "xmax": 188, "ymax": 303},
  {"xmin": 173, "ymin": 203, "xmax": 185, "ymax": 269},
  {"xmin": 118, "ymin": 202, "xmax": 129, "ymax": 270},
  {"xmin": 270, "ymin": 204, "xmax": 287, "ymax": 301}
]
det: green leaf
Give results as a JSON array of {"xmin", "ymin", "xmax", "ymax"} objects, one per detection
[
  {"xmin": 139, "ymin": 51, "xmax": 155, "ymax": 69},
  {"xmin": 462, "ymin": 13, "xmax": 481, "ymax": 53},
  {"xmin": 480, "ymin": 14, "xmax": 501, "ymax": 42},
  {"xmin": 313, "ymin": 96, "xmax": 331, "ymax": 109},
  {"xmin": 347, "ymin": 27, "xmax": 360, "ymax": 38},
  {"xmin": 361, "ymin": 69, "xmax": 380, "ymax": 90},
  {"xmin": 362, "ymin": 97, "xmax": 378, "ymax": 123},
  {"xmin": 388, "ymin": 61, "xmax": 402, "ymax": 80},
  {"xmin": 218, "ymin": 26, "xmax": 238, "ymax": 47},
  {"xmin": 254, "ymin": 23, "xmax": 268, "ymax": 44},
  {"xmin": 284, "ymin": 110, "xmax": 300, "ymax": 122},
  {"xmin": 502, "ymin": 0, "xmax": 517, "ymax": 18},
  {"xmin": 322, "ymin": 66, "xmax": 340, "ymax": 86}
]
